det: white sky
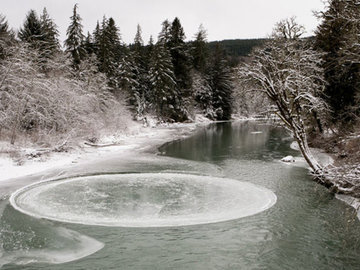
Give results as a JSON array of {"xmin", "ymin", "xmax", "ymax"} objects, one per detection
[{"xmin": 2, "ymin": 0, "xmax": 325, "ymax": 45}]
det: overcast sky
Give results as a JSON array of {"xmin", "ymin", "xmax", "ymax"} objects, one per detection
[{"xmin": 2, "ymin": 0, "xmax": 325, "ymax": 45}]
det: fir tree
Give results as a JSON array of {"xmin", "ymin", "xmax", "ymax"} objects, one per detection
[
  {"xmin": 83, "ymin": 31, "xmax": 94, "ymax": 55},
  {"xmin": 18, "ymin": 10, "xmax": 43, "ymax": 48},
  {"xmin": 0, "ymin": 14, "xmax": 11, "ymax": 38},
  {"xmin": 158, "ymin": 20, "xmax": 171, "ymax": 44},
  {"xmin": 133, "ymin": 24, "xmax": 144, "ymax": 51},
  {"xmin": 39, "ymin": 8, "xmax": 59, "ymax": 59},
  {"xmin": 130, "ymin": 24, "xmax": 148, "ymax": 118},
  {"xmin": 96, "ymin": 16, "xmax": 122, "ymax": 83},
  {"xmin": 168, "ymin": 17, "xmax": 192, "ymax": 92},
  {"xmin": 192, "ymin": 24, "xmax": 208, "ymax": 72},
  {"xmin": 315, "ymin": 0, "xmax": 360, "ymax": 123},
  {"xmin": 92, "ymin": 21, "xmax": 101, "ymax": 55},
  {"xmin": 118, "ymin": 51, "xmax": 137, "ymax": 94},
  {"xmin": 149, "ymin": 43, "xmax": 184, "ymax": 120},
  {"xmin": 206, "ymin": 44, "xmax": 233, "ymax": 120},
  {"xmin": 64, "ymin": 4, "xmax": 85, "ymax": 70},
  {"xmin": 0, "ymin": 14, "xmax": 14, "ymax": 60}
]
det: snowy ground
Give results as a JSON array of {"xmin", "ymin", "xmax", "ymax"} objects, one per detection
[{"xmin": 0, "ymin": 115, "xmax": 211, "ymax": 183}]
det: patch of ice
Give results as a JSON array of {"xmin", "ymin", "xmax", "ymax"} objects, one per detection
[
  {"xmin": 0, "ymin": 227, "xmax": 104, "ymax": 267},
  {"xmin": 10, "ymin": 173, "xmax": 277, "ymax": 227}
]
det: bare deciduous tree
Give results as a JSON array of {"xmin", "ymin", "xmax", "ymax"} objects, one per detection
[{"xmin": 239, "ymin": 19, "xmax": 328, "ymax": 176}]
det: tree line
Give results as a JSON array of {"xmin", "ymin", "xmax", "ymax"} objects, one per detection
[{"xmin": 0, "ymin": 5, "xmax": 234, "ymax": 144}]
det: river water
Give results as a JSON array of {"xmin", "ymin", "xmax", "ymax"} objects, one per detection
[{"xmin": 1, "ymin": 121, "xmax": 359, "ymax": 269}]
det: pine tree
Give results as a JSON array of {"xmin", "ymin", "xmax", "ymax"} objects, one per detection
[
  {"xmin": 64, "ymin": 4, "xmax": 85, "ymax": 70},
  {"xmin": 0, "ymin": 14, "xmax": 14, "ymax": 60},
  {"xmin": 18, "ymin": 10, "xmax": 43, "ymax": 48},
  {"xmin": 92, "ymin": 21, "xmax": 101, "ymax": 55},
  {"xmin": 192, "ymin": 24, "xmax": 208, "ymax": 72},
  {"xmin": 149, "ymin": 43, "xmax": 183, "ymax": 120},
  {"xmin": 95, "ymin": 16, "xmax": 122, "ymax": 83},
  {"xmin": 0, "ymin": 14, "xmax": 11, "ymax": 38},
  {"xmin": 315, "ymin": 0, "xmax": 360, "ymax": 123},
  {"xmin": 168, "ymin": 17, "xmax": 192, "ymax": 92},
  {"xmin": 206, "ymin": 44, "xmax": 233, "ymax": 120},
  {"xmin": 130, "ymin": 24, "xmax": 148, "ymax": 118},
  {"xmin": 118, "ymin": 51, "xmax": 137, "ymax": 94},
  {"xmin": 83, "ymin": 31, "xmax": 94, "ymax": 55},
  {"xmin": 158, "ymin": 20, "xmax": 171, "ymax": 44},
  {"xmin": 39, "ymin": 8, "xmax": 59, "ymax": 59},
  {"xmin": 133, "ymin": 24, "xmax": 144, "ymax": 51},
  {"xmin": 106, "ymin": 18, "xmax": 121, "ymax": 54}
]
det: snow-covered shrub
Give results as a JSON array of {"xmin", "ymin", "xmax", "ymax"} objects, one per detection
[{"xmin": 0, "ymin": 44, "xmax": 130, "ymax": 145}]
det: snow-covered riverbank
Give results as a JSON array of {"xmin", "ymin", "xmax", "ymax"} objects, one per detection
[
  {"xmin": 289, "ymin": 141, "xmax": 360, "ymax": 221},
  {"xmin": 0, "ymin": 116, "xmax": 211, "ymax": 183}
]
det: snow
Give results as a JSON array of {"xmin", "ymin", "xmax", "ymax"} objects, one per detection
[
  {"xmin": 281, "ymin": 155, "xmax": 295, "ymax": 163},
  {"xmin": 0, "ymin": 115, "xmax": 206, "ymax": 183}
]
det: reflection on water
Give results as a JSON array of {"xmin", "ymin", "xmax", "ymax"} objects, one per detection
[
  {"xmin": 159, "ymin": 122, "xmax": 297, "ymax": 162},
  {"xmin": 1, "ymin": 121, "xmax": 360, "ymax": 270}
]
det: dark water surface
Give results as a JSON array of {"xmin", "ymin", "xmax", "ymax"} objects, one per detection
[{"xmin": 1, "ymin": 121, "xmax": 359, "ymax": 269}]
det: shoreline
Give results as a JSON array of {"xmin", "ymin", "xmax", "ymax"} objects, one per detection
[
  {"xmin": 2, "ymin": 118, "xmax": 359, "ymax": 221},
  {"xmin": 289, "ymin": 141, "xmax": 360, "ymax": 220},
  {"xmin": 0, "ymin": 117, "xmax": 211, "ymax": 185}
]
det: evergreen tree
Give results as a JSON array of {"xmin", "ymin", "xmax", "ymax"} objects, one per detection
[
  {"xmin": 149, "ymin": 43, "xmax": 185, "ymax": 121},
  {"xmin": 206, "ymin": 44, "xmax": 233, "ymax": 120},
  {"xmin": 92, "ymin": 21, "xmax": 101, "ymax": 55},
  {"xmin": 0, "ymin": 14, "xmax": 12, "ymax": 38},
  {"xmin": 315, "ymin": 0, "xmax": 360, "ymax": 123},
  {"xmin": 83, "ymin": 31, "xmax": 94, "ymax": 55},
  {"xmin": 39, "ymin": 8, "xmax": 59, "ymax": 59},
  {"xmin": 18, "ymin": 10, "xmax": 43, "ymax": 48},
  {"xmin": 168, "ymin": 17, "xmax": 192, "ymax": 92},
  {"xmin": 158, "ymin": 20, "xmax": 171, "ymax": 44},
  {"xmin": 192, "ymin": 24, "xmax": 208, "ymax": 72},
  {"xmin": 64, "ymin": 4, "xmax": 85, "ymax": 70},
  {"xmin": 95, "ymin": 16, "xmax": 122, "ymax": 83},
  {"xmin": 133, "ymin": 24, "xmax": 144, "ymax": 51},
  {"xmin": 130, "ymin": 24, "xmax": 148, "ymax": 118},
  {"xmin": 0, "ymin": 14, "xmax": 14, "ymax": 60},
  {"xmin": 118, "ymin": 51, "xmax": 137, "ymax": 94}
]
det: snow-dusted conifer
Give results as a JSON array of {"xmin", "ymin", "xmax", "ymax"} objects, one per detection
[
  {"xmin": 206, "ymin": 44, "xmax": 233, "ymax": 120},
  {"xmin": 158, "ymin": 20, "xmax": 171, "ymax": 44},
  {"xmin": 18, "ymin": 10, "xmax": 43, "ymax": 48},
  {"xmin": 192, "ymin": 24, "xmax": 208, "ymax": 72},
  {"xmin": 39, "ymin": 8, "xmax": 60, "ymax": 59},
  {"xmin": 0, "ymin": 14, "xmax": 14, "ymax": 60},
  {"xmin": 168, "ymin": 17, "xmax": 192, "ymax": 93},
  {"xmin": 95, "ymin": 16, "xmax": 122, "ymax": 84},
  {"xmin": 64, "ymin": 4, "xmax": 85, "ymax": 70},
  {"xmin": 149, "ymin": 42, "xmax": 182, "ymax": 120},
  {"xmin": 315, "ymin": 0, "xmax": 360, "ymax": 123}
]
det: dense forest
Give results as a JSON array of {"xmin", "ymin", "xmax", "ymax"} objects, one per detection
[
  {"xmin": 0, "ymin": 1, "xmax": 359, "ymax": 195},
  {"xmin": 0, "ymin": 5, "xmax": 234, "ymax": 146},
  {"xmin": 208, "ymin": 39, "xmax": 267, "ymax": 57}
]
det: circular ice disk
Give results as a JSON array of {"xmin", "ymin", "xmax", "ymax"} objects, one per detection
[{"xmin": 10, "ymin": 173, "xmax": 276, "ymax": 227}]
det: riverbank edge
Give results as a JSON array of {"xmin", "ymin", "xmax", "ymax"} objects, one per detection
[
  {"xmin": 2, "ymin": 118, "xmax": 359, "ymax": 221},
  {"xmin": 0, "ymin": 116, "xmax": 214, "ymax": 183},
  {"xmin": 290, "ymin": 141, "xmax": 360, "ymax": 221}
]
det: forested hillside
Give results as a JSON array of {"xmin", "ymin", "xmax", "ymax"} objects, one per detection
[
  {"xmin": 0, "ymin": 6, "xmax": 234, "ymax": 148},
  {"xmin": 208, "ymin": 38, "xmax": 267, "ymax": 57}
]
